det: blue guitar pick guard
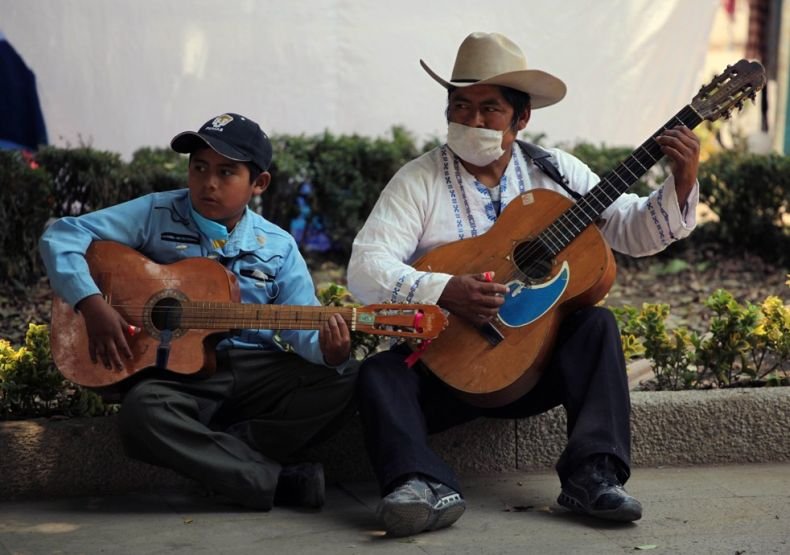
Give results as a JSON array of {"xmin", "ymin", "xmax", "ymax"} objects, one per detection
[{"xmin": 497, "ymin": 261, "xmax": 570, "ymax": 328}]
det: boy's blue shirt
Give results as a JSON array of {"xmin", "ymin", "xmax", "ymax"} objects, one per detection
[{"xmin": 39, "ymin": 189, "xmax": 338, "ymax": 369}]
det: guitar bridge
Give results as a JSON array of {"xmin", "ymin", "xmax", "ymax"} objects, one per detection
[{"xmin": 478, "ymin": 321, "xmax": 504, "ymax": 346}]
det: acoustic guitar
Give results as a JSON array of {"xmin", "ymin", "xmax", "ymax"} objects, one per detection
[
  {"xmin": 411, "ymin": 59, "xmax": 766, "ymax": 407},
  {"xmin": 51, "ymin": 241, "xmax": 447, "ymax": 388}
]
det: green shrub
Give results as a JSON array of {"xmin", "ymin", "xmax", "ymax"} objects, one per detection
[
  {"xmin": 261, "ymin": 126, "xmax": 422, "ymax": 261},
  {"xmin": 2, "ymin": 136, "xmax": 786, "ymax": 285},
  {"xmin": 34, "ymin": 146, "xmax": 130, "ymax": 217},
  {"xmin": 612, "ymin": 303, "xmax": 698, "ymax": 390},
  {"xmin": 698, "ymin": 152, "xmax": 790, "ymax": 264},
  {"xmin": 0, "ymin": 146, "xmax": 188, "ymax": 285},
  {"xmin": 613, "ymin": 288, "xmax": 790, "ymax": 390},
  {"xmin": 126, "ymin": 147, "xmax": 188, "ymax": 193},
  {"xmin": 32, "ymin": 146, "xmax": 186, "ymax": 224},
  {"xmin": 0, "ymin": 323, "xmax": 114, "ymax": 419},
  {"xmin": 0, "ymin": 151, "xmax": 52, "ymax": 285},
  {"xmin": 694, "ymin": 290, "xmax": 790, "ymax": 387}
]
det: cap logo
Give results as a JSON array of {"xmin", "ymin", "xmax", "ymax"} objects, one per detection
[{"xmin": 207, "ymin": 114, "xmax": 234, "ymax": 132}]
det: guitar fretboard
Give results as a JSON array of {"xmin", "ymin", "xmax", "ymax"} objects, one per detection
[
  {"xmin": 169, "ymin": 303, "xmax": 357, "ymax": 331},
  {"xmin": 538, "ymin": 105, "xmax": 704, "ymax": 255}
]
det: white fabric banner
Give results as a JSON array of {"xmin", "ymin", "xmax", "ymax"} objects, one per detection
[{"xmin": 1, "ymin": 0, "xmax": 719, "ymax": 158}]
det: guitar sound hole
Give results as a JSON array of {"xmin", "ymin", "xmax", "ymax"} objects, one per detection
[
  {"xmin": 151, "ymin": 297, "xmax": 183, "ymax": 331},
  {"xmin": 513, "ymin": 240, "xmax": 553, "ymax": 281}
]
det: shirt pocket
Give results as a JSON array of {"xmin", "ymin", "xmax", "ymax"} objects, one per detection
[{"xmin": 233, "ymin": 257, "xmax": 282, "ymax": 303}]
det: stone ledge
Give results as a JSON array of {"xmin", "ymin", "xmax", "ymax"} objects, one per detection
[{"xmin": 1, "ymin": 388, "xmax": 788, "ymax": 500}]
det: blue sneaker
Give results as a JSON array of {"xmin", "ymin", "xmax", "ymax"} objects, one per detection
[{"xmin": 377, "ymin": 475, "xmax": 465, "ymax": 537}]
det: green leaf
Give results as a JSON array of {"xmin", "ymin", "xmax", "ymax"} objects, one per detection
[{"xmin": 655, "ymin": 259, "xmax": 690, "ymax": 275}]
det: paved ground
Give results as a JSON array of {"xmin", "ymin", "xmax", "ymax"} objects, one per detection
[{"xmin": 1, "ymin": 463, "xmax": 789, "ymax": 555}]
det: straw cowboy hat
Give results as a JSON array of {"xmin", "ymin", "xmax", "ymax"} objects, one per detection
[{"xmin": 420, "ymin": 32, "xmax": 567, "ymax": 109}]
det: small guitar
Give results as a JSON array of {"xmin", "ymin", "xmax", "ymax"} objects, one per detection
[
  {"xmin": 412, "ymin": 59, "xmax": 766, "ymax": 407},
  {"xmin": 51, "ymin": 241, "xmax": 448, "ymax": 388}
]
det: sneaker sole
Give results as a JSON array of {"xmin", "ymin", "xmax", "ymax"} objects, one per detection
[
  {"xmin": 428, "ymin": 499, "xmax": 466, "ymax": 532},
  {"xmin": 557, "ymin": 492, "xmax": 642, "ymax": 522},
  {"xmin": 378, "ymin": 498, "xmax": 466, "ymax": 537},
  {"xmin": 378, "ymin": 499, "xmax": 433, "ymax": 537}
]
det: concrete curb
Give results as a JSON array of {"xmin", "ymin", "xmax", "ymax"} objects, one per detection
[{"xmin": 1, "ymin": 388, "xmax": 788, "ymax": 499}]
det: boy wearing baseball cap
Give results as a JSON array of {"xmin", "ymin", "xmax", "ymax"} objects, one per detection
[{"xmin": 40, "ymin": 112, "xmax": 356, "ymax": 510}]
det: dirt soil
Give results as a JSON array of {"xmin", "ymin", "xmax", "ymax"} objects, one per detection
[{"xmin": 2, "ymin": 245, "xmax": 787, "ymax": 349}]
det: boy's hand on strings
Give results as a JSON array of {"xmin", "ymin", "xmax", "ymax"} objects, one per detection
[{"xmin": 76, "ymin": 294, "xmax": 134, "ymax": 371}]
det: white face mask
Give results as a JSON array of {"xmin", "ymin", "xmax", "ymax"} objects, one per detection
[{"xmin": 446, "ymin": 122, "xmax": 506, "ymax": 167}]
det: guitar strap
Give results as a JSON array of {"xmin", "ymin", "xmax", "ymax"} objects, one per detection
[{"xmin": 516, "ymin": 140, "xmax": 581, "ymax": 201}]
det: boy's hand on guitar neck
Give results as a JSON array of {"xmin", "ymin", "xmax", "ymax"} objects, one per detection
[
  {"xmin": 438, "ymin": 272, "xmax": 509, "ymax": 325},
  {"xmin": 76, "ymin": 294, "xmax": 134, "ymax": 371},
  {"xmin": 319, "ymin": 313, "xmax": 352, "ymax": 367}
]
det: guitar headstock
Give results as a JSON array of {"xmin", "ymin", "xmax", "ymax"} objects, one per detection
[
  {"xmin": 691, "ymin": 59, "xmax": 766, "ymax": 122},
  {"xmin": 354, "ymin": 304, "xmax": 448, "ymax": 340}
]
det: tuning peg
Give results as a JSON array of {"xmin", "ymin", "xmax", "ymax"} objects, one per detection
[{"xmin": 736, "ymin": 101, "xmax": 744, "ymax": 111}]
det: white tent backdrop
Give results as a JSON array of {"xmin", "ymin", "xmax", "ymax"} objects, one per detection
[{"xmin": 2, "ymin": 0, "xmax": 719, "ymax": 159}]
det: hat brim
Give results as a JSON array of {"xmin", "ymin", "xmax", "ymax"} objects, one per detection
[
  {"xmin": 170, "ymin": 132, "xmax": 253, "ymax": 164},
  {"xmin": 420, "ymin": 59, "xmax": 566, "ymax": 109}
]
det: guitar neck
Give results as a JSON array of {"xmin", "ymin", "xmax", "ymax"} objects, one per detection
[
  {"xmin": 539, "ymin": 104, "xmax": 704, "ymax": 255},
  {"xmin": 178, "ymin": 303, "xmax": 356, "ymax": 331}
]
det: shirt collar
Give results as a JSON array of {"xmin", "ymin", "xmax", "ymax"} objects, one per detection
[{"xmin": 180, "ymin": 193, "xmax": 263, "ymax": 255}]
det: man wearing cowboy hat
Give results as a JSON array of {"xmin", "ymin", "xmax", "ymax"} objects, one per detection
[{"xmin": 348, "ymin": 32, "xmax": 700, "ymax": 536}]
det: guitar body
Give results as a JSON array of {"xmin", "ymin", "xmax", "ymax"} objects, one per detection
[
  {"xmin": 51, "ymin": 242, "xmax": 239, "ymax": 388},
  {"xmin": 413, "ymin": 188, "xmax": 616, "ymax": 407}
]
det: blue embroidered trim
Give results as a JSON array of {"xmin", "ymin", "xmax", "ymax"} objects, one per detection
[
  {"xmin": 472, "ymin": 179, "xmax": 488, "ymax": 195},
  {"xmin": 391, "ymin": 274, "xmax": 406, "ymax": 303},
  {"xmin": 656, "ymin": 188, "xmax": 678, "ymax": 241},
  {"xmin": 513, "ymin": 146, "xmax": 528, "ymax": 193},
  {"xmin": 441, "ymin": 147, "xmax": 465, "ymax": 240},
  {"xmin": 406, "ymin": 273, "xmax": 426, "ymax": 303},
  {"xmin": 497, "ymin": 172, "xmax": 508, "ymax": 216},
  {"xmin": 451, "ymin": 155, "xmax": 478, "ymax": 237},
  {"xmin": 647, "ymin": 196, "xmax": 669, "ymax": 246},
  {"xmin": 472, "ymin": 178, "xmax": 497, "ymax": 223}
]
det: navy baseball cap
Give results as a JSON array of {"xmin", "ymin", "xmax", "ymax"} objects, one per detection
[{"xmin": 170, "ymin": 113, "xmax": 273, "ymax": 171}]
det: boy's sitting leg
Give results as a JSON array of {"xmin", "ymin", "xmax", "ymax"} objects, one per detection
[{"xmin": 117, "ymin": 350, "xmax": 357, "ymax": 510}]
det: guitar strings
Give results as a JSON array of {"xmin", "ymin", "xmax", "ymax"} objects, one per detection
[
  {"xmin": 503, "ymin": 106, "xmax": 697, "ymax": 285},
  {"xmin": 106, "ymin": 303, "xmax": 426, "ymax": 333}
]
